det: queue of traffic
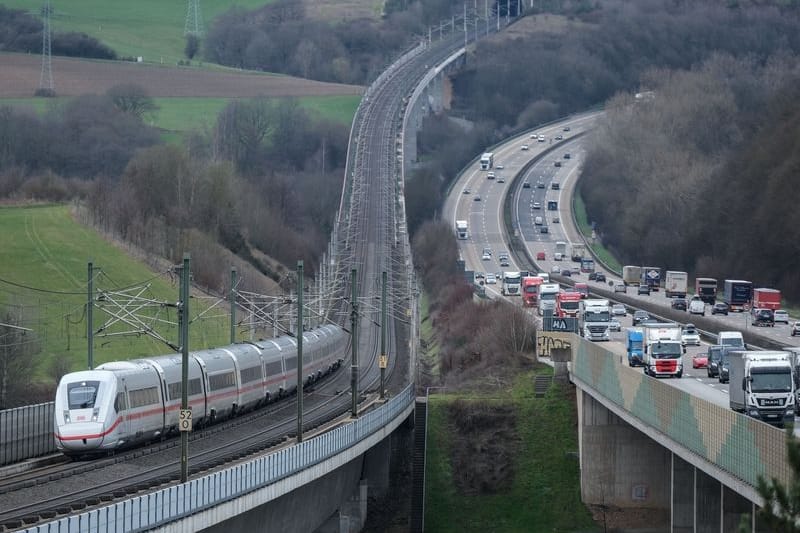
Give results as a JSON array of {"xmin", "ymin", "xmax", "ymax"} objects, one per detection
[{"xmin": 454, "ymin": 120, "xmax": 800, "ymax": 428}]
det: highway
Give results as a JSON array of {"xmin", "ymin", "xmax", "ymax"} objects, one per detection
[{"xmin": 444, "ymin": 113, "xmax": 800, "ymax": 414}]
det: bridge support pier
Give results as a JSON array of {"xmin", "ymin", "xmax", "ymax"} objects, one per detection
[
  {"xmin": 577, "ymin": 388, "xmax": 670, "ymax": 525},
  {"xmin": 672, "ymin": 454, "xmax": 694, "ymax": 532},
  {"xmin": 579, "ymin": 389, "xmax": 762, "ymax": 532},
  {"xmin": 673, "ymin": 454, "xmax": 757, "ymax": 533}
]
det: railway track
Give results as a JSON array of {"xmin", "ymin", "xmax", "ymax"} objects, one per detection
[{"xmin": 1, "ymin": 33, "xmax": 475, "ymax": 532}]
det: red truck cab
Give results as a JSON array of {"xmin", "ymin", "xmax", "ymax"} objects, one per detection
[
  {"xmin": 556, "ymin": 290, "xmax": 582, "ymax": 318},
  {"xmin": 521, "ymin": 276, "xmax": 543, "ymax": 307}
]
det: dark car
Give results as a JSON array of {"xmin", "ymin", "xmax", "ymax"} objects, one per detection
[
  {"xmin": 711, "ymin": 302, "xmax": 729, "ymax": 315},
  {"xmin": 637, "ymin": 285, "xmax": 651, "ymax": 295},
  {"xmin": 540, "ymin": 226, "xmax": 549, "ymax": 234},
  {"xmin": 561, "ymin": 269, "xmax": 572, "ymax": 277},
  {"xmin": 718, "ymin": 347, "xmax": 735, "ymax": 383},
  {"xmin": 751, "ymin": 308, "xmax": 775, "ymax": 327},
  {"xmin": 554, "ymin": 161, "xmax": 562, "ymax": 167},
  {"xmin": 588, "ymin": 272, "xmax": 598, "ymax": 281},
  {"xmin": 522, "ymin": 181, "xmax": 531, "ymax": 189},
  {"xmin": 632, "ymin": 310, "xmax": 650, "ymax": 326},
  {"xmin": 707, "ymin": 345, "xmax": 724, "ymax": 378},
  {"xmin": 594, "ymin": 272, "xmax": 606, "ymax": 283},
  {"xmin": 671, "ymin": 298, "xmax": 687, "ymax": 311},
  {"xmin": 537, "ymin": 181, "xmax": 546, "ymax": 189},
  {"xmin": 564, "ymin": 153, "xmax": 571, "ymax": 159},
  {"xmin": 551, "ymin": 182, "xmax": 560, "ymax": 190}
]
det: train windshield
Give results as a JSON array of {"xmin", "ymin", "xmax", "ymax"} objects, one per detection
[{"xmin": 67, "ymin": 381, "xmax": 101, "ymax": 409}]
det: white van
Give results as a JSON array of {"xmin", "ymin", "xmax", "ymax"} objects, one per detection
[
  {"xmin": 718, "ymin": 331, "xmax": 744, "ymax": 349},
  {"xmin": 534, "ymin": 216, "xmax": 543, "ymax": 225},
  {"xmin": 688, "ymin": 296, "xmax": 705, "ymax": 315}
]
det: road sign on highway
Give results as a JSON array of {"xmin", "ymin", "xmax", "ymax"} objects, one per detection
[
  {"xmin": 179, "ymin": 409, "xmax": 192, "ymax": 432},
  {"xmin": 543, "ymin": 316, "xmax": 579, "ymax": 332}
]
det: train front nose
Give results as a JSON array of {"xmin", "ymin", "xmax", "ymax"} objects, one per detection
[{"xmin": 55, "ymin": 421, "xmax": 107, "ymax": 452}]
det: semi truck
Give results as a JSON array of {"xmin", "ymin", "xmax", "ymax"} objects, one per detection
[
  {"xmin": 627, "ymin": 328, "xmax": 644, "ymax": 367},
  {"xmin": 521, "ymin": 276, "xmax": 543, "ymax": 307},
  {"xmin": 556, "ymin": 291, "xmax": 582, "ymax": 318},
  {"xmin": 664, "ymin": 271, "xmax": 688, "ymax": 298},
  {"xmin": 723, "ymin": 280, "xmax": 753, "ymax": 312},
  {"xmin": 479, "ymin": 152, "xmax": 494, "ymax": 170},
  {"xmin": 571, "ymin": 244, "xmax": 587, "ymax": 262},
  {"xmin": 555, "ymin": 241, "xmax": 567, "ymax": 261},
  {"xmin": 622, "ymin": 265, "xmax": 642, "ymax": 287},
  {"xmin": 753, "ymin": 288, "xmax": 781, "ymax": 310},
  {"xmin": 455, "ymin": 220, "xmax": 468, "ymax": 239},
  {"xmin": 580, "ymin": 257, "xmax": 595, "ymax": 273},
  {"xmin": 581, "ymin": 299, "xmax": 611, "ymax": 342},
  {"xmin": 728, "ymin": 351, "xmax": 795, "ymax": 427},
  {"xmin": 640, "ymin": 266, "xmax": 661, "ymax": 292},
  {"xmin": 538, "ymin": 283, "xmax": 560, "ymax": 316},
  {"xmin": 642, "ymin": 323, "xmax": 684, "ymax": 378},
  {"xmin": 502, "ymin": 271, "xmax": 522, "ymax": 296},
  {"xmin": 695, "ymin": 277, "xmax": 718, "ymax": 304}
]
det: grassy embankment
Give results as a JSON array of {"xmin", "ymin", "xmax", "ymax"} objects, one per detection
[
  {"xmin": 425, "ymin": 372, "xmax": 599, "ymax": 532},
  {"xmin": 0, "ymin": 204, "xmax": 233, "ymax": 380},
  {"xmin": 418, "ymin": 290, "xmax": 442, "ymax": 380},
  {"xmin": 2, "ymin": 0, "xmax": 270, "ymax": 65},
  {"xmin": 572, "ymin": 192, "xmax": 622, "ymax": 275}
]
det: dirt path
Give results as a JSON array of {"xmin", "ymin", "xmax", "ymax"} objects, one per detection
[{"xmin": 0, "ymin": 53, "xmax": 363, "ymax": 98}]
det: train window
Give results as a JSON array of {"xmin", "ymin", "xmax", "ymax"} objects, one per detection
[
  {"xmin": 128, "ymin": 387, "xmax": 159, "ymax": 408},
  {"xmin": 114, "ymin": 392, "xmax": 128, "ymax": 412},
  {"xmin": 284, "ymin": 356, "xmax": 298, "ymax": 371},
  {"xmin": 209, "ymin": 371, "xmax": 236, "ymax": 391},
  {"xmin": 168, "ymin": 382, "xmax": 180, "ymax": 400},
  {"xmin": 303, "ymin": 352, "xmax": 312, "ymax": 364},
  {"xmin": 240, "ymin": 366, "xmax": 262, "ymax": 384},
  {"xmin": 266, "ymin": 361, "xmax": 283, "ymax": 376},
  {"xmin": 67, "ymin": 381, "xmax": 100, "ymax": 409},
  {"xmin": 167, "ymin": 378, "xmax": 203, "ymax": 401}
]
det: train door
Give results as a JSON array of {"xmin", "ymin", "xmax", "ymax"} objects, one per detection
[{"xmin": 116, "ymin": 380, "xmax": 131, "ymax": 439}]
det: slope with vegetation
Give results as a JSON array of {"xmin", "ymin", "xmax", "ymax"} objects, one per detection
[{"xmin": 580, "ymin": 52, "xmax": 800, "ymax": 299}]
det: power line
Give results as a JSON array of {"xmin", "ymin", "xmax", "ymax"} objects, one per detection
[
  {"xmin": 36, "ymin": 0, "xmax": 55, "ymax": 97},
  {"xmin": 0, "ymin": 276, "xmax": 87, "ymax": 295}
]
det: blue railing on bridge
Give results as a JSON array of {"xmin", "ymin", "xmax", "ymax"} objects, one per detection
[
  {"xmin": 570, "ymin": 334, "xmax": 792, "ymax": 492},
  {"xmin": 20, "ymin": 385, "xmax": 415, "ymax": 533}
]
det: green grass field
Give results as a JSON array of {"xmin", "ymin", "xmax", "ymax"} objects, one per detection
[
  {"xmin": 425, "ymin": 372, "xmax": 598, "ymax": 532},
  {"xmin": 0, "ymin": 95, "xmax": 360, "ymax": 134},
  {"xmin": 3, "ymin": 0, "xmax": 273, "ymax": 65},
  {"xmin": 573, "ymin": 192, "xmax": 623, "ymax": 275},
  {"xmin": 0, "ymin": 204, "xmax": 231, "ymax": 380}
]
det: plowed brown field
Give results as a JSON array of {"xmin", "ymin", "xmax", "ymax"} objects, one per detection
[{"xmin": 0, "ymin": 53, "xmax": 363, "ymax": 98}]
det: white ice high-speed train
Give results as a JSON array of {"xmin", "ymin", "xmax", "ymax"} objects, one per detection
[{"xmin": 54, "ymin": 325, "xmax": 347, "ymax": 456}]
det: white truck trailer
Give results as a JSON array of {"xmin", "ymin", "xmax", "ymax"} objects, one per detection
[
  {"xmin": 642, "ymin": 323, "xmax": 684, "ymax": 378},
  {"xmin": 455, "ymin": 220, "xmax": 468, "ymax": 239},
  {"xmin": 728, "ymin": 351, "xmax": 795, "ymax": 427},
  {"xmin": 622, "ymin": 265, "xmax": 642, "ymax": 287},
  {"xmin": 664, "ymin": 271, "xmax": 688, "ymax": 298}
]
